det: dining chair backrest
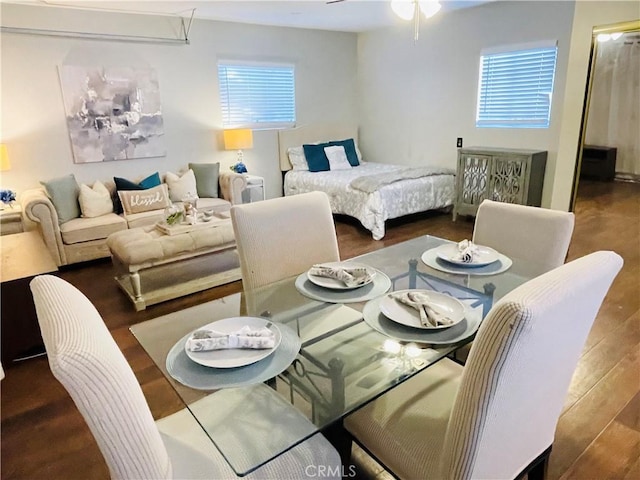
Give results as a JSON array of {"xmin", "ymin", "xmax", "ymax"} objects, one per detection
[
  {"xmin": 231, "ymin": 191, "xmax": 341, "ymax": 291},
  {"xmin": 440, "ymin": 250, "xmax": 623, "ymax": 479},
  {"xmin": 473, "ymin": 199, "xmax": 575, "ymax": 274},
  {"xmin": 30, "ymin": 275, "xmax": 175, "ymax": 480}
]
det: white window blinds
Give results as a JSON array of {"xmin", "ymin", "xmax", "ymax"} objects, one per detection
[
  {"xmin": 218, "ymin": 62, "xmax": 296, "ymax": 128},
  {"xmin": 476, "ymin": 45, "xmax": 558, "ymax": 128}
]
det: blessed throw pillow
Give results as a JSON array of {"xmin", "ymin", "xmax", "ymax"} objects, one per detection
[
  {"xmin": 118, "ymin": 184, "xmax": 171, "ymax": 215},
  {"xmin": 324, "ymin": 145, "xmax": 352, "ymax": 170},
  {"xmin": 40, "ymin": 174, "xmax": 80, "ymax": 224},
  {"xmin": 189, "ymin": 162, "xmax": 220, "ymax": 198},
  {"xmin": 329, "ymin": 138, "xmax": 360, "ymax": 166},
  {"xmin": 303, "ymin": 143, "xmax": 331, "ymax": 172},
  {"xmin": 79, "ymin": 181, "xmax": 113, "ymax": 218},
  {"xmin": 288, "ymin": 146, "xmax": 309, "ymax": 171},
  {"xmin": 113, "ymin": 172, "xmax": 161, "ymax": 213},
  {"xmin": 165, "ymin": 169, "xmax": 199, "ymax": 202}
]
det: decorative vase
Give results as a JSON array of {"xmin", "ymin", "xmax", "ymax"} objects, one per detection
[
  {"xmin": 164, "ymin": 204, "xmax": 184, "ymax": 226},
  {"xmin": 0, "ymin": 189, "xmax": 16, "ymax": 209},
  {"xmin": 181, "ymin": 192, "xmax": 197, "ymax": 215}
]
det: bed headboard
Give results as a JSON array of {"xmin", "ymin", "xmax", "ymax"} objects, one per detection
[{"xmin": 278, "ymin": 124, "xmax": 358, "ymax": 171}]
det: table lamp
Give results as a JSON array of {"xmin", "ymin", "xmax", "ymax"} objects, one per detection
[
  {"xmin": 223, "ymin": 129, "xmax": 253, "ymax": 173},
  {"xmin": 0, "ymin": 144, "xmax": 10, "ymax": 172}
]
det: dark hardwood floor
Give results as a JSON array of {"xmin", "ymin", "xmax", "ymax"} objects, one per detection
[{"xmin": 1, "ymin": 179, "xmax": 638, "ymax": 479}]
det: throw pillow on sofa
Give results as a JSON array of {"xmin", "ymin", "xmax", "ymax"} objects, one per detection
[
  {"xmin": 113, "ymin": 172, "xmax": 162, "ymax": 214},
  {"xmin": 118, "ymin": 184, "xmax": 171, "ymax": 215},
  {"xmin": 189, "ymin": 162, "xmax": 220, "ymax": 198},
  {"xmin": 79, "ymin": 181, "xmax": 113, "ymax": 218},
  {"xmin": 40, "ymin": 174, "xmax": 80, "ymax": 224},
  {"xmin": 165, "ymin": 169, "xmax": 198, "ymax": 202}
]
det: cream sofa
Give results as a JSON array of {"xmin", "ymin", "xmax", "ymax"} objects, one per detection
[{"xmin": 22, "ymin": 172, "xmax": 247, "ymax": 267}]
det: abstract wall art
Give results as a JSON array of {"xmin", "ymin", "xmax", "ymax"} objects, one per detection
[{"xmin": 59, "ymin": 65, "xmax": 165, "ymax": 163}]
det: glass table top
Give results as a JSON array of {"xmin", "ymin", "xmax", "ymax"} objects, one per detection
[{"xmin": 130, "ymin": 235, "xmax": 537, "ymax": 475}]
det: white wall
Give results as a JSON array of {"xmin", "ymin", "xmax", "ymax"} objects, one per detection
[
  {"xmin": 0, "ymin": 3, "xmax": 358, "ymax": 198},
  {"xmin": 356, "ymin": 0, "xmax": 576, "ymax": 208},
  {"xmin": 552, "ymin": 1, "xmax": 639, "ymax": 209}
]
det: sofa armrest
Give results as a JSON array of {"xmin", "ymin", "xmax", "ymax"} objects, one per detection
[
  {"xmin": 21, "ymin": 188, "xmax": 66, "ymax": 266},
  {"xmin": 219, "ymin": 172, "xmax": 247, "ymax": 205}
]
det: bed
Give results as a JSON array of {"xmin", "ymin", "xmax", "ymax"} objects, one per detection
[{"xmin": 278, "ymin": 124, "xmax": 455, "ymax": 240}]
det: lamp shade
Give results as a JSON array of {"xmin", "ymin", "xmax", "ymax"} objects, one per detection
[
  {"xmin": 223, "ymin": 129, "xmax": 253, "ymax": 150},
  {"xmin": 0, "ymin": 144, "xmax": 10, "ymax": 172}
]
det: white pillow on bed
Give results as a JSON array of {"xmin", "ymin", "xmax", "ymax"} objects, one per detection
[
  {"xmin": 324, "ymin": 145, "xmax": 352, "ymax": 170},
  {"xmin": 288, "ymin": 146, "xmax": 309, "ymax": 171}
]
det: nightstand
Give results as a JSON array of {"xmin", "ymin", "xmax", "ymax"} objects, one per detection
[
  {"xmin": 0, "ymin": 204, "xmax": 24, "ymax": 236},
  {"xmin": 242, "ymin": 175, "xmax": 265, "ymax": 203}
]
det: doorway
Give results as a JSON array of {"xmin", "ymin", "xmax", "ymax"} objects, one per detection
[{"xmin": 570, "ymin": 20, "xmax": 640, "ymax": 210}]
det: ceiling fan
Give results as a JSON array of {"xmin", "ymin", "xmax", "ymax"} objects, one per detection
[
  {"xmin": 326, "ymin": 0, "xmax": 441, "ymax": 18},
  {"xmin": 325, "ymin": 0, "xmax": 442, "ymax": 42},
  {"xmin": 326, "ymin": 0, "xmax": 442, "ymax": 41}
]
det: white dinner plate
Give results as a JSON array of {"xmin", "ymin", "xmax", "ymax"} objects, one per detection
[
  {"xmin": 363, "ymin": 297, "xmax": 480, "ymax": 345},
  {"xmin": 435, "ymin": 243, "xmax": 500, "ymax": 267},
  {"xmin": 307, "ymin": 262, "xmax": 376, "ymax": 290},
  {"xmin": 184, "ymin": 317, "xmax": 281, "ymax": 369},
  {"xmin": 378, "ymin": 289, "xmax": 466, "ymax": 330}
]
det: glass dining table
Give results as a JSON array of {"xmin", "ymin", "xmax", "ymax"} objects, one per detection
[{"xmin": 130, "ymin": 234, "xmax": 540, "ymax": 476}]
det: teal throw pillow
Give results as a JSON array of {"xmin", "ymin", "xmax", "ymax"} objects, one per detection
[
  {"xmin": 303, "ymin": 143, "xmax": 331, "ymax": 172},
  {"xmin": 329, "ymin": 139, "xmax": 359, "ymax": 166},
  {"xmin": 138, "ymin": 172, "xmax": 162, "ymax": 189},
  {"xmin": 189, "ymin": 162, "xmax": 220, "ymax": 198},
  {"xmin": 40, "ymin": 174, "xmax": 80, "ymax": 224}
]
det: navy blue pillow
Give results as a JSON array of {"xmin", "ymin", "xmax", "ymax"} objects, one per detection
[
  {"xmin": 114, "ymin": 177, "xmax": 144, "ymax": 191},
  {"xmin": 113, "ymin": 172, "xmax": 161, "ymax": 213},
  {"xmin": 329, "ymin": 139, "xmax": 359, "ymax": 166},
  {"xmin": 303, "ymin": 143, "xmax": 331, "ymax": 172}
]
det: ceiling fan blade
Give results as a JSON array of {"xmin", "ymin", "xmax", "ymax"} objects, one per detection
[{"xmin": 326, "ymin": 0, "xmax": 347, "ymax": 4}]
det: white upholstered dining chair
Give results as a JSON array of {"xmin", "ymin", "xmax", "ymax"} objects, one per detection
[
  {"xmin": 230, "ymin": 191, "xmax": 340, "ymax": 291},
  {"xmin": 30, "ymin": 274, "xmax": 341, "ymax": 480},
  {"xmin": 345, "ymin": 250, "xmax": 622, "ymax": 480},
  {"xmin": 473, "ymin": 199, "xmax": 575, "ymax": 274}
]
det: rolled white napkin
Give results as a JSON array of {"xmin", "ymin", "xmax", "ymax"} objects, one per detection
[
  {"xmin": 454, "ymin": 239, "xmax": 479, "ymax": 263},
  {"xmin": 186, "ymin": 325, "xmax": 276, "ymax": 352},
  {"xmin": 392, "ymin": 291, "xmax": 455, "ymax": 328},
  {"xmin": 309, "ymin": 264, "xmax": 374, "ymax": 288}
]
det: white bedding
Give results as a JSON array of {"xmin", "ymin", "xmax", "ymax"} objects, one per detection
[{"xmin": 284, "ymin": 162, "xmax": 455, "ymax": 240}]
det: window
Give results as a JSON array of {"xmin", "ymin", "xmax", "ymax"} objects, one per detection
[
  {"xmin": 476, "ymin": 44, "xmax": 558, "ymax": 128},
  {"xmin": 218, "ymin": 62, "xmax": 295, "ymax": 128}
]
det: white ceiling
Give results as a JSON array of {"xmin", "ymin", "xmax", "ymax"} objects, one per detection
[{"xmin": 7, "ymin": 0, "xmax": 492, "ymax": 33}]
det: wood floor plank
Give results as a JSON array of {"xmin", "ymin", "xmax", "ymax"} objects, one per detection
[
  {"xmin": 563, "ymin": 310, "xmax": 640, "ymax": 411},
  {"xmin": 548, "ymin": 348, "xmax": 640, "ymax": 479},
  {"xmin": 560, "ymin": 394, "xmax": 640, "ymax": 480},
  {"xmin": 622, "ymin": 455, "xmax": 640, "ymax": 480}
]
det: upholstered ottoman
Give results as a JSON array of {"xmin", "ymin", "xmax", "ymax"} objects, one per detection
[{"xmin": 106, "ymin": 221, "xmax": 241, "ymax": 311}]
